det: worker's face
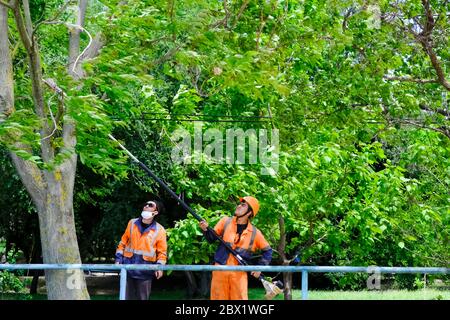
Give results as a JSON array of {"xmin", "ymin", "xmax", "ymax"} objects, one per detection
[
  {"xmin": 143, "ymin": 201, "xmax": 158, "ymax": 212},
  {"xmin": 235, "ymin": 200, "xmax": 249, "ymax": 216}
]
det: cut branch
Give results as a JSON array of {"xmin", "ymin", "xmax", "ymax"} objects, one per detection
[{"xmin": 383, "ymin": 76, "xmax": 438, "ymax": 84}]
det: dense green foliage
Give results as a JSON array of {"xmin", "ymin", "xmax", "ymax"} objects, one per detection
[{"xmin": 0, "ymin": 0, "xmax": 448, "ymax": 293}]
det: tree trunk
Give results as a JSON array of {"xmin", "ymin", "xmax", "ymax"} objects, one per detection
[
  {"xmin": 277, "ymin": 214, "xmax": 293, "ymax": 300},
  {"xmin": 1, "ymin": 2, "xmax": 90, "ymax": 299},
  {"xmin": 8, "ymin": 153, "xmax": 89, "ymax": 299},
  {"xmin": 38, "ymin": 203, "xmax": 89, "ymax": 300},
  {"xmin": 282, "ymin": 270, "xmax": 293, "ymax": 300},
  {"xmin": 36, "ymin": 165, "xmax": 89, "ymax": 299}
]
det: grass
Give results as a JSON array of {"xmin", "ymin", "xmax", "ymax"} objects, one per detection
[
  {"xmin": 305, "ymin": 289, "xmax": 449, "ymax": 300},
  {"xmin": 1, "ymin": 288, "xmax": 448, "ymax": 300},
  {"xmin": 249, "ymin": 288, "xmax": 449, "ymax": 300}
]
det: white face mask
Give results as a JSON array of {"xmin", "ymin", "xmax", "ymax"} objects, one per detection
[{"xmin": 141, "ymin": 211, "xmax": 156, "ymax": 220}]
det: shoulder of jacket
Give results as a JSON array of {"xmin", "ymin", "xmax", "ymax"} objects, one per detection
[
  {"xmin": 252, "ymin": 224, "xmax": 262, "ymax": 235},
  {"xmin": 156, "ymin": 222, "xmax": 166, "ymax": 232},
  {"xmin": 217, "ymin": 216, "xmax": 230, "ymax": 224}
]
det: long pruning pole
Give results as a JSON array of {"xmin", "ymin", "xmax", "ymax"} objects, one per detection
[
  {"xmin": 109, "ymin": 134, "xmax": 284, "ymax": 299},
  {"xmin": 108, "ymin": 135, "xmax": 274, "ymax": 279}
]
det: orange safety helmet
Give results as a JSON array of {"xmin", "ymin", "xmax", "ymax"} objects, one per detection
[{"xmin": 239, "ymin": 196, "xmax": 260, "ymax": 217}]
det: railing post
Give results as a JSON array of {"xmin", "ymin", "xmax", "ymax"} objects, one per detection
[
  {"xmin": 119, "ymin": 267, "xmax": 127, "ymax": 300},
  {"xmin": 301, "ymin": 270, "xmax": 308, "ymax": 300}
]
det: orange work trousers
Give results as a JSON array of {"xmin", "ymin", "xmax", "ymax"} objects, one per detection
[{"xmin": 210, "ymin": 267, "xmax": 248, "ymax": 300}]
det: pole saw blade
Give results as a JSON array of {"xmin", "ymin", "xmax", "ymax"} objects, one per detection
[{"xmin": 261, "ymin": 278, "xmax": 284, "ymax": 300}]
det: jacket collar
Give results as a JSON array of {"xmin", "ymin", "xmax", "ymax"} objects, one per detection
[
  {"xmin": 231, "ymin": 216, "xmax": 253, "ymax": 234},
  {"xmin": 135, "ymin": 218, "xmax": 157, "ymax": 233}
]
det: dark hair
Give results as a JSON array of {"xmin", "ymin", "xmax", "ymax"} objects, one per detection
[{"xmin": 153, "ymin": 200, "xmax": 165, "ymax": 215}]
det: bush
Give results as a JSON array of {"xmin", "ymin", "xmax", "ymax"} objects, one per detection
[
  {"xmin": 0, "ymin": 243, "xmax": 27, "ymax": 293},
  {"xmin": 0, "ymin": 271, "xmax": 25, "ymax": 293},
  {"xmin": 392, "ymin": 274, "xmax": 420, "ymax": 290},
  {"xmin": 326, "ymin": 272, "xmax": 369, "ymax": 290}
]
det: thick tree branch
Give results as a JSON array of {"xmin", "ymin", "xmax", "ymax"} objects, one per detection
[
  {"xmin": 420, "ymin": 42, "xmax": 450, "ymax": 91},
  {"xmin": 414, "ymin": 0, "xmax": 450, "ymax": 91},
  {"xmin": 0, "ymin": 0, "xmax": 13, "ymax": 10},
  {"xmin": 79, "ymin": 32, "xmax": 105, "ymax": 61},
  {"xmin": 1, "ymin": 6, "xmax": 45, "ymax": 206},
  {"xmin": 10, "ymin": 0, "xmax": 32, "ymax": 51},
  {"xmin": 0, "ymin": 5, "xmax": 13, "ymax": 116},
  {"xmin": 11, "ymin": 1, "xmax": 54, "ymax": 161},
  {"xmin": 277, "ymin": 215, "xmax": 287, "ymax": 264},
  {"xmin": 381, "ymin": 103, "xmax": 450, "ymax": 139},
  {"xmin": 419, "ymin": 104, "xmax": 450, "ymax": 119},
  {"xmin": 232, "ymin": 0, "xmax": 250, "ymax": 29},
  {"xmin": 209, "ymin": 0, "xmax": 231, "ymax": 29},
  {"xmin": 68, "ymin": 0, "xmax": 88, "ymax": 79},
  {"xmin": 383, "ymin": 76, "xmax": 439, "ymax": 84},
  {"xmin": 9, "ymin": 151, "xmax": 45, "ymax": 207},
  {"xmin": 386, "ymin": 1, "xmax": 450, "ymax": 91},
  {"xmin": 22, "ymin": 0, "xmax": 33, "ymax": 36},
  {"xmin": 399, "ymin": 118, "xmax": 450, "ymax": 139}
]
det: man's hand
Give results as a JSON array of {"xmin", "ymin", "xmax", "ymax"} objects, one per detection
[
  {"xmin": 155, "ymin": 270, "xmax": 163, "ymax": 279},
  {"xmin": 251, "ymin": 271, "xmax": 261, "ymax": 279},
  {"xmin": 115, "ymin": 261, "xmax": 120, "ymax": 265},
  {"xmin": 199, "ymin": 220, "xmax": 208, "ymax": 232}
]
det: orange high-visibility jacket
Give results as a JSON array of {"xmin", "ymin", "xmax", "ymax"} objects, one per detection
[
  {"xmin": 207, "ymin": 216, "xmax": 272, "ymax": 266},
  {"xmin": 116, "ymin": 218, "xmax": 167, "ymax": 265}
]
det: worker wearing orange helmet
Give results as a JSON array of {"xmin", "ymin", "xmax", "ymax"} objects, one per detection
[
  {"xmin": 115, "ymin": 200, "xmax": 167, "ymax": 300},
  {"xmin": 199, "ymin": 196, "xmax": 272, "ymax": 300}
]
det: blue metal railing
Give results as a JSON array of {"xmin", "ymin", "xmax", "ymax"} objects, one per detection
[{"xmin": 0, "ymin": 264, "xmax": 448, "ymax": 300}]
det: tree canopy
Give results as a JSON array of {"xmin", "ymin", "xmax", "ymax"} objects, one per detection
[{"xmin": 0, "ymin": 0, "xmax": 448, "ymax": 298}]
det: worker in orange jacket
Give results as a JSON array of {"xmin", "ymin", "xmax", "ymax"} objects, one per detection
[
  {"xmin": 115, "ymin": 200, "xmax": 167, "ymax": 300},
  {"xmin": 199, "ymin": 196, "xmax": 272, "ymax": 300}
]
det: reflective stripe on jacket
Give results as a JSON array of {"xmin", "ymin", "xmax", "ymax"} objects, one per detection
[
  {"xmin": 115, "ymin": 218, "xmax": 167, "ymax": 265},
  {"xmin": 205, "ymin": 216, "xmax": 272, "ymax": 266}
]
